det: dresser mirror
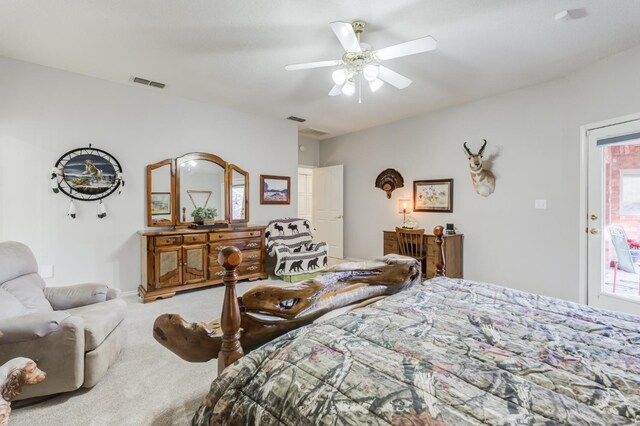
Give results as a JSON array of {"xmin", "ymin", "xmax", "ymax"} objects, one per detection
[
  {"xmin": 146, "ymin": 159, "xmax": 175, "ymax": 227},
  {"xmin": 229, "ymin": 165, "xmax": 249, "ymax": 223},
  {"xmin": 146, "ymin": 152, "xmax": 249, "ymax": 227},
  {"xmin": 176, "ymin": 153, "xmax": 228, "ymax": 226}
]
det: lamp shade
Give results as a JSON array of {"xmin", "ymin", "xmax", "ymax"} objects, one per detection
[{"xmin": 398, "ymin": 198, "xmax": 412, "ymax": 213}]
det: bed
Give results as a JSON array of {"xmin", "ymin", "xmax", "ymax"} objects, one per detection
[{"xmin": 192, "ymin": 276, "xmax": 640, "ymax": 425}]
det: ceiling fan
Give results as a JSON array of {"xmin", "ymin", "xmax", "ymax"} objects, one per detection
[{"xmin": 285, "ymin": 20, "xmax": 437, "ymax": 101}]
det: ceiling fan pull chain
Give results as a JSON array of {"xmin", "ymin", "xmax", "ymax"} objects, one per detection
[{"xmin": 358, "ymin": 75, "xmax": 362, "ymax": 104}]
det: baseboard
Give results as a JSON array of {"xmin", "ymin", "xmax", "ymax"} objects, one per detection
[{"xmin": 121, "ymin": 290, "xmax": 138, "ymax": 297}]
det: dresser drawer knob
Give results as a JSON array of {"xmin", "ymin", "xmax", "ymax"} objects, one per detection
[
  {"xmin": 215, "ymin": 271, "xmax": 225, "ymax": 277},
  {"xmin": 246, "ymin": 243, "xmax": 258, "ymax": 248},
  {"xmin": 247, "ymin": 265, "xmax": 258, "ymax": 271},
  {"xmin": 217, "ymin": 246, "xmax": 226, "ymax": 251},
  {"xmin": 246, "ymin": 255, "xmax": 258, "ymax": 260}
]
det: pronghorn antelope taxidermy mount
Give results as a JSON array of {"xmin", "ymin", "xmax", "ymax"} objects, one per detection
[{"xmin": 463, "ymin": 139, "xmax": 495, "ymax": 197}]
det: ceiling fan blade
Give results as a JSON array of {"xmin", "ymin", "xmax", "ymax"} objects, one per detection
[
  {"xmin": 378, "ymin": 66, "xmax": 412, "ymax": 89},
  {"xmin": 328, "ymin": 85, "xmax": 343, "ymax": 96},
  {"xmin": 330, "ymin": 22, "xmax": 362, "ymax": 53},
  {"xmin": 375, "ymin": 36, "xmax": 437, "ymax": 61},
  {"xmin": 285, "ymin": 60, "xmax": 343, "ymax": 71}
]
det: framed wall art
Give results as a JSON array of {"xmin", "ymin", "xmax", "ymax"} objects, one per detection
[
  {"xmin": 413, "ymin": 179, "xmax": 453, "ymax": 213},
  {"xmin": 260, "ymin": 175, "xmax": 290, "ymax": 205}
]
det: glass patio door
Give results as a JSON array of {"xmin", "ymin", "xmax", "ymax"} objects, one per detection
[{"xmin": 587, "ymin": 119, "xmax": 640, "ymax": 314}]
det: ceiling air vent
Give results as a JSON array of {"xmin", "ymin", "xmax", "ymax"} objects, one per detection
[
  {"xmin": 132, "ymin": 76, "xmax": 166, "ymax": 89},
  {"xmin": 287, "ymin": 116, "xmax": 306, "ymax": 123},
  {"xmin": 299, "ymin": 127, "xmax": 329, "ymax": 138}
]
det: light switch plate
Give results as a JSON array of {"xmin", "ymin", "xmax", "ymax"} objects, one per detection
[
  {"xmin": 534, "ymin": 199, "xmax": 547, "ymax": 209},
  {"xmin": 39, "ymin": 264, "xmax": 54, "ymax": 278}
]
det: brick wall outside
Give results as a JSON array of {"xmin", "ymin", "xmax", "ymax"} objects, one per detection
[{"xmin": 605, "ymin": 145, "xmax": 640, "ymax": 263}]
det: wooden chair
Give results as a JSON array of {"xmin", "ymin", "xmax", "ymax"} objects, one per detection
[{"xmin": 395, "ymin": 227, "xmax": 426, "ymax": 276}]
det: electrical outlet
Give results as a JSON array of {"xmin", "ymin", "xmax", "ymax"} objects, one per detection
[
  {"xmin": 534, "ymin": 200, "xmax": 547, "ymax": 209},
  {"xmin": 39, "ymin": 264, "xmax": 54, "ymax": 278}
]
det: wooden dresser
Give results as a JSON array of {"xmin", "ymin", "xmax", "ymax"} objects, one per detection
[
  {"xmin": 139, "ymin": 226, "xmax": 267, "ymax": 303},
  {"xmin": 383, "ymin": 230, "xmax": 463, "ymax": 279}
]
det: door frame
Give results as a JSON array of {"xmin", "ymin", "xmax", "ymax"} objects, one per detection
[{"xmin": 579, "ymin": 112, "xmax": 640, "ymax": 306}]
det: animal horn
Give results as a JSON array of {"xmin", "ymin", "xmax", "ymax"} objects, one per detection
[
  {"xmin": 463, "ymin": 142, "xmax": 473, "ymax": 156},
  {"xmin": 479, "ymin": 139, "xmax": 487, "ymax": 156}
]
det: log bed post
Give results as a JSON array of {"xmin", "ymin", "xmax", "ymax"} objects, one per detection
[
  {"xmin": 433, "ymin": 225, "xmax": 446, "ymax": 277},
  {"xmin": 217, "ymin": 246, "xmax": 244, "ymax": 374}
]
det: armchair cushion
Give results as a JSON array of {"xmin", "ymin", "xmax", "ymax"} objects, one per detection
[
  {"xmin": 1, "ymin": 274, "xmax": 52, "ymax": 314},
  {"xmin": 0, "ymin": 289, "xmax": 27, "ymax": 319},
  {"xmin": 67, "ymin": 298, "xmax": 127, "ymax": 351},
  {"xmin": 0, "ymin": 241, "xmax": 39, "ymax": 284},
  {"xmin": 44, "ymin": 283, "xmax": 109, "ymax": 311},
  {"xmin": 0, "ymin": 311, "xmax": 71, "ymax": 344}
]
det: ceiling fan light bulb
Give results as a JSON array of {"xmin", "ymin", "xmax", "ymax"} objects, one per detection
[
  {"xmin": 369, "ymin": 78, "xmax": 384, "ymax": 93},
  {"xmin": 332, "ymin": 69, "xmax": 347, "ymax": 85},
  {"xmin": 363, "ymin": 65, "xmax": 379, "ymax": 82},
  {"xmin": 342, "ymin": 81, "xmax": 355, "ymax": 96}
]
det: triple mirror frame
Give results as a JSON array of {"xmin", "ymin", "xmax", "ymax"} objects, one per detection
[{"xmin": 146, "ymin": 152, "xmax": 249, "ymax": 227}]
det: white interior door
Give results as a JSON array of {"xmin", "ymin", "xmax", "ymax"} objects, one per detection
[
  {"xmin": 297, "ymin": 167, "xmax": 313, "ymax": 224},
  {"xmin": 313, "ymin": 165, "xmax": 344, "ymax": 259},
  {"xmin": 587, "ymin": 119, "xmax": 640, "ymax": 314}
]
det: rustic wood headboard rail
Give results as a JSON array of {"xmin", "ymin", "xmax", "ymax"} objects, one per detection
[
  {"xmin": 153, "ymin": 226, "xmax": 446, "ymax": 373},
  {"xmin": 215, "ymin": 226, "xmax": 446, "ymax": 372}
]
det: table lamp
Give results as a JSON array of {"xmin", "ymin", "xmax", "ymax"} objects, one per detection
[{"xmin": 398, "ymin": 198, "xmax": 412, "ymax": 228}]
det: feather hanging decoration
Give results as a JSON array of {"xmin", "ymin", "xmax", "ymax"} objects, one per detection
[
  {"xmin": 50, "ymin": 167, "xmax": 60, "ymax": 193},
  {"xmin": 67, "ymin": 200, "xmax": 76, "ymax": 219},
  {"xmin": 117, "ymin": 172, "xmax": 125, "ymax": 195},
  {"xmin": 97, "ymin": 200, "xmax": 107, "ymax": 219}
]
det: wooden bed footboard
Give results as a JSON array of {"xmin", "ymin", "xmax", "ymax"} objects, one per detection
[{"xmin": 153, "ymin": 226, "xmax": 446, "ymax": 373}]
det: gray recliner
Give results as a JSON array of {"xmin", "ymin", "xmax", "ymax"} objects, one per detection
[{"xmin": 0, "ymin": 241, "xmax": 127, "ymax": 400}]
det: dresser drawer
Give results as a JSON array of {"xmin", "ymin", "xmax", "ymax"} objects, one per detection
[
  {"xmin": 384, "ymin": 232, "xmax": 397, "ymax": 242},
  {"xmin": 209, "ymin": 230, "xmax": 261, "ymax": 241},
  {"xmin": 183, "ymin": 234, "xmax": 207, "ymax": 245},
  {"xmin": 209, "ymin": 249, "xmax": 261, "ymax": 266},
  {"xmin": 155, "ymin": 236, "xmax": 183, "ymax": 247},
  {"xmin": 209, "ymin": 239, "xmax": 261, "ymax": 253},
  {"xmin": 242, "ymin": 250, "xmax": 261, "ymax": 262},
  {"xmin": 384, "ymin": 240, "xmax": 398, "ymax": 253},
  {"xmin": 208, "ymin": 265, "xmax": 226, "ymax": 280},
  {"xmin": 238, "ymin": 262, "xmax": 262, "ymax": 276},
  {"xmin": 209, "ymin": 260, "xmax": 262, "ymax": 279}
]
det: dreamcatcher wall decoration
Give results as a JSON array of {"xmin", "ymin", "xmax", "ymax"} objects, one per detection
[{"xmin": 50, "ymin": 145, "xmax": 124, "ymax": 219}]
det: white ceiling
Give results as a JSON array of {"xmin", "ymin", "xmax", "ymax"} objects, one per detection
[{"xmin": 2, "ymin": 1, "xmax": 640, "ymax": 139}]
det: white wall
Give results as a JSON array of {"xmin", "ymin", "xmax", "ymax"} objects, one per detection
[
  {"xmin": 0, "ymin": 57, "xmax": 298, "ymax": 292},
  {"xmin": 320, "ymin": 44, "xmax": 640, "ymax": 303},
  {"xmin": 298, "ymin": 136, "xmax": 319, "ymax": 167}
]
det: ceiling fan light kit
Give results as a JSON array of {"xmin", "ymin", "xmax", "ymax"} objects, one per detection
[{"xmin": 285, "ymin": 20, "xmax": 437, "ymax": 102}]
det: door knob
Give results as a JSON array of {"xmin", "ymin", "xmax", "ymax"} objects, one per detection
[
  {"xmin": 589, "ymin": 228, "xmax": 600, "ymax": 235},
  {"xmin": 590, "ymin": 214, "xmax": 598, "ymax": 220}
]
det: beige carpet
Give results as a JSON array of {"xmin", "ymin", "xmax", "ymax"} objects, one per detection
[{"xmin": 10, "ymin": 279, "xmax": 280, "ymax": 426}]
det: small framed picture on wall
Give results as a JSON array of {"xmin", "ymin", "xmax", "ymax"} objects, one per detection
[
  {"xmin": 260, "ymin": 175, "xmax": 291, "ymax": 205},
  {"xmin": 413, "ymin": 179, "xmax": 453, "ymax": 213}
]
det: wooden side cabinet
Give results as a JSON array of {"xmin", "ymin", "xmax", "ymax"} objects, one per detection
[
  {"xmin": 139, "ymin": 226, "xmax": 268, "ymax": 303},
  {"xmin": 383, "ymin": 230, "xmax": 463, "ymax": 279}
]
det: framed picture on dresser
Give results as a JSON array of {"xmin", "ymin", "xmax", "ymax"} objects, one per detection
[{"xmin": 413, "ymin": 179, "xmax": 453, "ymax": 212}]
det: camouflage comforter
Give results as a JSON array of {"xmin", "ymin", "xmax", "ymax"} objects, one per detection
[{"xmin": 193, "ymin": 277, "xmax": 640, "ymax": 425}]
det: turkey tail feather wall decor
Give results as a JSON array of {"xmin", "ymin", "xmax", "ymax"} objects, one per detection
[
  {"xmin": 463, "ymin": 139, "xmax": 496, "ymax": 197},
  {"xmin": 375, "ymin": 169, "xmax": 404, "ymax": 199}
]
